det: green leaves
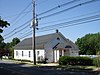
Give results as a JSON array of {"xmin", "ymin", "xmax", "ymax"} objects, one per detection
[
  {"xmin": 0, "ymin": 19, "xmax": 10, "ymax": 42},
  {"xmin": 0, "ymin": 19, "xmax": 10, "ymax": 33},
  {"xmin": 0, "ymin": 19, "xmax": 10, "ymax": 28},
  {"xmin": 0, "ymin": 19, "xmax": 10, "ymax": 56},
  {"xmin": 59, "ymin": 56, "xmax": 93, "ymax": 66},
  {"xmin": 0, "ymin": 29, "xmax": 3, "ymax": 33},
  {"xmin": 75, "ymin": 33, "xmax": 100, "ymax": 55},
  {"xmin": 11, "ymin": 38, "xmax": 20, "ymax": 46}
]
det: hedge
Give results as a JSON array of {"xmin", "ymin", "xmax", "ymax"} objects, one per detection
[
  {"xmin": 93, "ymin": 57, "xmax": 100, "ymax": 67},
  {"xmin": 59, "ymin": 56, "xmax": 93, "ymax": 66}
]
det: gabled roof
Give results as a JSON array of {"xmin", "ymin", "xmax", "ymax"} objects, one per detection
[
  {"xmin": 14, "ymin": 32, "xmax": 79, "ymax": 50},
  {"xmin": 14, "ymin": 32, "xmax": 62, "ymax": 50}
]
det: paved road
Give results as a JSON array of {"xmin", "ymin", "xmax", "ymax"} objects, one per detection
[{"xmin": 0, "ymin": 60, "xmax": 99, "ymax": 75}]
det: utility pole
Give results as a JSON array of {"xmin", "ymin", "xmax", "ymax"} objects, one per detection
[{"xmin": 32, "ymin": 0, "xmax": 36, "ymax": 65}]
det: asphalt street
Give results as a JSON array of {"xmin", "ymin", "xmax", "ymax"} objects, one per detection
[{"xmin": 0, "ymin": 60, "xmax": 99, "ymax": 75}]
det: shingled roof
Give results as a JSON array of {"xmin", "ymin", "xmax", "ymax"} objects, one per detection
[
  {"xmin": 14, "ymin": 32, "xmax": 79, "ymax": 50},
  {"xmin": 14, "ymin": 32, "xmax": 60, "ymax": 49}
]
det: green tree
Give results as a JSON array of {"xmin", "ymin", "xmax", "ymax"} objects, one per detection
[
  {"xmin": 75, "ymin": 33, "xmax": 100, "ymax": 55},
  {"xmin": 11, "ymin": 38, "xmax": 20, "ymax": 46},
  {"xmin": 0, "ymin": 19, "xmax": 10, "ymax": 33},
  {"xmin": 0, "ymin": 18, "xmax": 10, "ymax": 59},
  {"xmin": 0, "ymin": 19, "xmax": 10, "ymax": 42},
  {"xmin": 5, "ymin": 38, "xmax": 20, "ymax": 57}
]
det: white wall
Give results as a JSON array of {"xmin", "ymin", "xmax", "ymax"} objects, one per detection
[
  {"xmin": 70, "ymin": 50, "xmax": 79, "ymax": 56},
  {"xmin": 44, "ymin": 37, "xmax": 62, "ymax": 62},
  {"xmin": 14, "ymin": 49, "xmax": 45, "ymax": 61},
  {"xmin": 54, "ymin": 50, "xmax": 59, "ymax": 62}
]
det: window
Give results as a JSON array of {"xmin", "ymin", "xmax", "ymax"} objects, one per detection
[
  {"xmin": 37, "ymin": 51, "xmax": 40, "ymax": 55},
  {"xmin": 22, "ymin": 51, "xmax": 24, "ymax": 57},
  {"xmin": 16, "ymin": 51, "xmax": 18, "ymax": 56},
  {"xmin": 29, "ymin": 51, "xmax": 31, "ymax": 57},
  {"xmin": 37, "ymin": 56, "xmax": 40, "ymax": 61},
  {"xmin": 57, "ymin": 37, "xmax": 60, "ymax": 40},
  {"xmin": 64, "ymin": 50, "xmax": 66, "ymax": 52}
]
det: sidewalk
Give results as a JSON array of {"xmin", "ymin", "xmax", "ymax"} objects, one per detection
[
  {"xmin": 38, "ymin": 63, "xmax": 59, "ymax": 66},
  {"xmin": 2, "ymin": 59, "xmax": 59, "ymax": 66}
]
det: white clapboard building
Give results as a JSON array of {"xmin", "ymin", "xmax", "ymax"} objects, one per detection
[{"xmin": 14, "ymin": 31, "xmax": 79, "ymax": 62}]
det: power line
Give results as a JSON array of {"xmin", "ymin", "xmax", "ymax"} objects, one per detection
[
  {"xmin": 11, "ymin": 2, "xmax": 32, "ymax": 24},
  {"xmin": 3, "ymin": 19, "xmax": 32, "ymax": 37},
  {"xmin": 19, "ymin": 10, "xmax": 100, "ymax": 39},
  {"xmin": 18, "ymin": 14, "xmax": 100, "ymax": 39},
  {"xmin": 11, "ymin": 11, "xmax": 31, "ymax": 26},
  {"xmin": 19, "ymin": 31, "xmax": 32, "ymax": 39},
  {"xmin": 19, "ymin": 29, "xmax": 32, "ymax": 38},
  {"xmin": 38, "ymin": 0, "xmax": 99, "ymax": 20},
  {"xmin": 39, "ymin": 19, "xmax": 100, "ymax": 32},
  {"xmin": 19, "ymin": 18, "xmax": 100, "ymax": 39},
  {"xmin": 4, "ymin": 0, "xmax": 100, "ymax": 40},
  {"xmin": 3, "ymin": 2, "xmax": 32, "ymax": 38},
  {"xmin": 38, "ymin": 14, "xmax": 100, "ymax": 30},
  {"xmin": 4, "ymin": 23, "xmax": 30, "ymax": 40},
  {"xmin": 39, "ymin": 10, "xmax": 100, "ymax": 25},
  {"xmin": 3, "ymin": 10, "xmax": 32, "ymax": 19},
  {"xmin": 37, "ymin": 0, "xmax": 79, "ymax": 16}
]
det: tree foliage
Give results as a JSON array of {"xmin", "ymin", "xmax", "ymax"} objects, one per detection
[
  {"xmin": 0, "ymin": 19, "xmax": 20, "ymax": 58},
  {"xmin": 0, "ymin": 19, "xmax": 10, "ymax": 58},
  {"xmin": 75, "ymin": 33, "xmax": 100, "ymax": 55},
  {"xmin": 0, "ymin": 19, "xmax": 10, "ymax": 42},
  {"xmin": 59, "ymin": 56, "xmax": 93, "ymax": 66},
  {"xmin": 11, "ymin": 38, "xmax": 20, "ymax": 46},
  {"xmin": 93, "ymin": 51, "xmax": 100, "ymax": 67},
  {"xmin": 0, "ymin": 19, "xmax": 10, "ymax": 33},
  {"xmin": 5, "ymin": 38, "xmax": 20, "ymax": 56}
]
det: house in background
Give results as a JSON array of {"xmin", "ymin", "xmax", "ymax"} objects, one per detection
[{"xmin": 14, "ymin": 31, "xmax": 79, "ymax": 62}]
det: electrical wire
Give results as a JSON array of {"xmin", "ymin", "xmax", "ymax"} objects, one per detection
[
  {"xmin": 37, "ymin": 0, "xmax": 80, "ymax": 16},
  {"xmin": 39, "ymin": 10, "xmax": 100, "ymax": 25},
  {"xmin": 19, "ymin": 18, "xmax": 100, "ymax": 40},
  {"xmin": 19, "ymin": 29, "xmax": 32, "ymax": 38},
  {"xmin": 18, "ymin": 14, "xmax": 100, "ymax": 39},
  {"xmin": 4, "ymin": 0, "xmax": 100, "ymax": 40},
  {"xmin": 11, "ymin": 11, "xmax": 31, "ymax": 26},
  {"xmin": 11, "ymin": 2, "xmax": 32, "ymax": 24},
  {"xmin": 38, "ymin": 0, "xmax": 99, "ymax": 20},
  {"xmin": 4, "ymin": 24, "xmax": 30, "ymax": 40},
  {"xmin": 38, "ymin": 14, "xmax": 100, "ymax": 30},
  {"xmin": 3, "ymin": 19, "xmax": 32, "ymax": 37},
  {"xmin": 38, "ymin": 19, "xmax": 100, "ymax": 32},
  {"xmin": 3, "ymin": 10, "xmax": 32, "ymax": 19},
  {"xmin": 19, "ymin": 31, "xmax": 32, "ymax": 39},
  {"xmin": 4, "ymin": 24, "xmax": 30, "ymax": 39}
]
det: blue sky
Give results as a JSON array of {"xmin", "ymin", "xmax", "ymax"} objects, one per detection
[{"xmin": 0, "ymin": 0, "xmax": 100, "ymax": 43}]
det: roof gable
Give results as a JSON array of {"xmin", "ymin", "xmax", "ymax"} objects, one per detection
[
  {"xmin": 14, "ymin": 32, "xmax": 62, "ymax": 49},
  {"xmin": 14, "ymin": 32, "xmax": 79, "ymax": 51}
]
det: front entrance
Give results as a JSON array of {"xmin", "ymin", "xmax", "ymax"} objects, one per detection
[{"xmin": 54, "ymin": 49, "xmax": 70, "ymax": 62}]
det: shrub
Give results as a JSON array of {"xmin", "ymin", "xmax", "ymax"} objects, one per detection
[
  {"xmin": 59, "ymin": 56, "xmax": 93, "ymax": 66},
  {"xmin": 93, "ymin": 51, "xmax": 100, "ymax": 67}
]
